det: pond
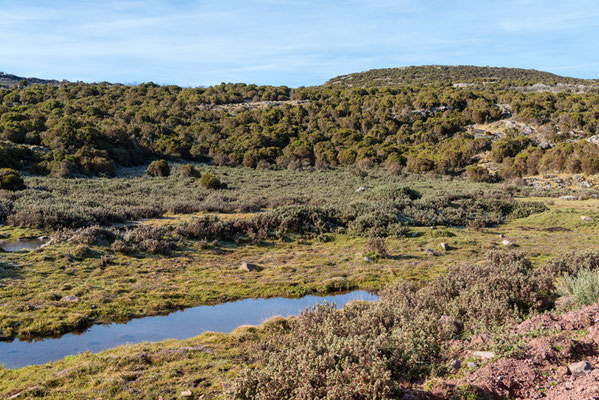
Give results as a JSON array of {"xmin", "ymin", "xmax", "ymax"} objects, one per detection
[
  {"xmin": 0, "ymin": 290, "xmax": 379, "ymax": 369},
  {"xmin": 0, "ymin": 237, "xmax": 50, "ymax": 252}
]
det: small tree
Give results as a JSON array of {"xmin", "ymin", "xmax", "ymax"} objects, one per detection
[
  {"xmin": 0, "ymin": 168, "xmax": 26, "ymax": 191},
  {"xmin": 179, "ymin": 164, "xmax": 201, "ymax": 178},
  {"xmin": 147, "ymin": 160, "xmax": 170, "ymax": 177},
  {"xmin": 200, "ymin": 173, "xmax": 223, "ymax": 189}
]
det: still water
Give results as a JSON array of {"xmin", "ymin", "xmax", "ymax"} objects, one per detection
[
  {"xmin": 0, "ymin": 290, "xmax": 378, "ymax": 369},
  {"xmin": 0, "ymin": 238, "xmax": 50, "ymax": 252}
]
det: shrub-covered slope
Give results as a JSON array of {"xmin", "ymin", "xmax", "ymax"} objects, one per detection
[
  {"xmin": 0, "ymin": 66, "xmax": 598, "ymax": 179},
  {"xmin": 325, "ymin": 65, "xmax": 591, "ymax": 87}
]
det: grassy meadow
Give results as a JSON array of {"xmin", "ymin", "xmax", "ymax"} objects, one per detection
[{"xmin": 2, "ymin": 165, "xmax": 599, "ymax": 399}]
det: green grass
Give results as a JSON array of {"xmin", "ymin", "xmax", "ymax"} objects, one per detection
[
  {"xmin": 1, "ymin": 188, "xmax": 598, "ymax": 340},
  {"xmin": 0, "ymin": 320, "xmax": 281, "ymax": 399}
]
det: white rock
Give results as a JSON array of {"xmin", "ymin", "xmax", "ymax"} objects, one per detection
[
  {"xmin": 471, "ymin": 351, "xmax": 495, "ymax": 360},
  {"xmin": 240, "ymin": 262, "xmax": 260, "ymax": 272},
  {"xmin": 569, "ymin": 361, "xmax": 592, "ymax": 376}
]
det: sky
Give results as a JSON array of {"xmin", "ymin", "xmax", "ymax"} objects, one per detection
[{"xmin": 0, "ymin": 0, "xmax": 598, "ymax": 87}]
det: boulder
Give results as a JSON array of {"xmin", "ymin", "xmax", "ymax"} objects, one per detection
[
  {"xmin": 449, "ymin": 359, "xmax": 461, "ymax": 370},
  {"xmin": 467, "ymin": 361, "xmax": 478, "ymax": 369},
  {"xmin": 240, "ymin": 262, "xmax": 261, "ymax": 272},
  {"xmin": 424, "ymin": 248, "xmax": 436, "ymax": 256},
  {"xmin": 581, "ymin": 216, "xmax": 594, "ymax": 222},
  {"xmin": 589, "ymin": 325, "xmax": 599, "ymax": 345},
  {"xmin": 568, "ymin": 361, "xmax": 592, "ymax": 376},
  {"xmin": 501, "ymin": 239, "xmax": 513, "ymax": 246},
  {"xmin": 60, "ymin": 295, "xmax": 79, "ymax": 303},
  {"xmin": 363, "ymin": 256, "xmax": 375, "ymax": 263},
  {"xmin": 181, "ymin": 390, "xmax": 193, "ymax": 397},
  {"xmin": 355, "ymin": 186, "xmax": 368, "ymax": 193},
  {"xmin": 440, "ymin": 242, "xmax": 449, "ymax": 251}
]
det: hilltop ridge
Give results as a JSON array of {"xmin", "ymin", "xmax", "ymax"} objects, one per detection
[
  {"xmin": 0, "ymin": 72, "xmax": 62, "ymax": 89},
  {"xmin": 325, "ymin": 65, "xmax": 592, "ymax": 87}
]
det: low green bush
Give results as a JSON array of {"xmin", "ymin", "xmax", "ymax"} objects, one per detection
[
  {"xmin": 147, "ymin": 160, "xmax": 170, "ymax": 177},
  {"xmin": 0, "ymin": 168, "xmax": 25, "ymax": 191},
  {"xmin": 179, "ymin": 164, "xmax": 201, "ymax": 178},
  {"xmin": 200, "ymin": 173, "xmax": 224, "ymax": 189},
  {"xmin": 556, "ymin": 269, "xmax": 599, "ymax": 306}
]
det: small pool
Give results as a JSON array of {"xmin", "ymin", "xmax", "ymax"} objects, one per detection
[
  {"xmin": 0, "ymin": 290, "xmax": 379, "ymax": 369},
  {"xmin": 0, "ymin": 237, "xmax": 50, "ymax": 252}
]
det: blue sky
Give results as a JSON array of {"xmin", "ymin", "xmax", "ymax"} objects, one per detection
[{"xmin": 0, "ymin": 0, "xmax": 598, "ymax": 87}]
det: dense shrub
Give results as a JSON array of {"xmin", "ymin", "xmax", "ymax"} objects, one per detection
[
  {"xmin": 147, "ymin": 160, "xmax": 170, "ymax": 177},
  {"xmin": 228, "ymin": 251, "xmax": 557, "ymax": 399},
  {"xmin": 179, "ymin": 164, "xmax": 201, "ymax": 178},
  {"xmin": 0, "ymin": 168, "xmax": 25, "ymax": 191},
  {"xmin": 367, "ymin": 184, "xmax": 421, "ymax": 201},
  {"xmin": 466, "ymin": 165, "xmax": 494, "ymax": 183},
  {"xmin": 199, "ymin": 173, "xmax": 223, "ymax": 189}
]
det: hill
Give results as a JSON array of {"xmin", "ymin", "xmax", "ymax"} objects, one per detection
[
  {"xmin": 325, "ymin": 65, "xmax": 590, "ymax": 87},
  {"xmin": 1, "ymin": 66, "xmax": 599, "ymax": 181},
  {"xmin": 0, "ymin": 72, "xmax": 61, "ymax": 89}
]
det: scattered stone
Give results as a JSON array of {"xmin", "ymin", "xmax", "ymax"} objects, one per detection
[
  {"xmin": 568, "ymin": 361, "xmax": 592, "ymax": 376},
  {"xmin": 181, "ymin": 390, "xmax": 193, "ymax": 397},
  {"xmin": 555, "ymin": 296, "xmax": 574, "ymax": 309},
  {"xmin": 498, "ymin": 233, "xmax": 505, "ymax": 238},
  {"xmin": 559, "ymin": 195, "xmax": 578, "ymax": 201},
  {"xmin": 429, "ymin": 226, "xmax": 436, "ymax": 230},
  {"xmin": 470, "ymin": 334, "xmax": 489, "ymax": 346},
  {"xmin": 501, "ymin": 238, "xmax": 513, "ymax": 246},
  {"xmin": 363, "ymin": 256, "xmax": 375, "ymax": 263},
  {"xmin": 440, "ymin": 242, "xmax": 449, "ymax": 251},
  {"xmin": 574, "ymin": 175, "xmax": 593, "ymax": 188},
  {"xmin": 355, "ymin": 186, "xmax": 368, "ymax": 193},
  {"xmin": 449, "ymin": 359, "xmax": 461, "ymax": 370},
  {"xmin": 467, "ymin": 361, "xmax": 478, "ymax": 369},
  {"xmin": 471, "ymin": 351, "xmax": 496, "ymax": 360},
  {"xmin": 589, "ymin": 325, "xmax": 599, "ymax": 345},
  {"xmin": 424, "ymin": 248, "xmax": 436, "ymax": 256},
  {"xmin": 557, "ymin": 365, "xmax": 569, "ymax": 376},
  {"xmin": 240, "ymin": 262, "xmax": 261, "ymax": 272},
  {"xmin": 581, "ymin": 216, "xmax": 594, "ymax": 222},
  {"xmin": 60, "ymin": 295, "xmax": 79, "ymax": 303}
]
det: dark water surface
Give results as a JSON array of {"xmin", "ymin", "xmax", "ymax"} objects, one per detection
[
  {"xmin": 0, "ymin": 238, "xmax": 50, "ymax": 252},
  {"xmin": 0, "ymin": 290, "xmax": 378, "ymax": 369}
]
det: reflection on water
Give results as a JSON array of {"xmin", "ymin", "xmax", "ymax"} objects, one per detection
[
  {"xmin": 1, "ymin": 238, "xmax": 50, "ymax": 252},
  {"xmin": 0, "ymin": 290, "xmax": 379, "ymax": 369}
]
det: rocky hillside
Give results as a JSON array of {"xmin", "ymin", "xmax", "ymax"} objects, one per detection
[
  {"xmin": 325, "ymin": 65, "xmax": 593, "ymax": 88},
  {"xmin": 428, "ymin": 300, "xmax": 599, "ymax": 399}
]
